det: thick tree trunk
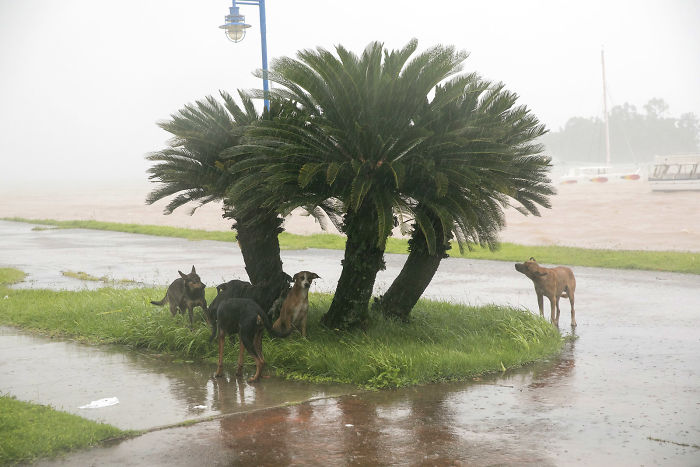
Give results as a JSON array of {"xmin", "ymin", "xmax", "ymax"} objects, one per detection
[
  {"xmin": 224, "ymin": 207, "xmax": 290, "ymax": 315},
  {"xmin": 375, "ymin": 220, "xmax": 451, "ymax": 322},
  {"xmin": 321, "ymin": 207, "xmax": 386, "ymax": 330}
]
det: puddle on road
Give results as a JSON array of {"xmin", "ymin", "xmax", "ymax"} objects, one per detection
[
  {"xmin": 0, "ymin": 327, "xmax": 353, "ymax": 431},
  {"xmin": 33, "ymin": 336, "xmax": 700, "ymax": 466}
]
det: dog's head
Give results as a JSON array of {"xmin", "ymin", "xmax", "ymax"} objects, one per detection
[
  {"xmin": 179, "ymin": 265, "xmax": 205, "ymax": 294},
  {"xmin": 514, "ymin": 257, "xmax": 547, "ymax": 279},
  {"xmin": 293, "ymin": 271, "xmax": 320, "ymax": 289}
]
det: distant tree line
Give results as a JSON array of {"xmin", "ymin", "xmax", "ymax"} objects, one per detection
[{"xmin": 542, "ymin": 98, "xmax": 700, "ymax": 164}]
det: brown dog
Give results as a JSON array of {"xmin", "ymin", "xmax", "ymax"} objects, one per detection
[
  {"xmin": 272, "ymin": 271, "xmax": 319, "ymax": 338},
  {"xmin": 151, "ymin": 265, "xmax": 207, "ymax": 325},
  {"xmin": 515, "ymin": 258, "xmax": 576, "ymax": 327}
]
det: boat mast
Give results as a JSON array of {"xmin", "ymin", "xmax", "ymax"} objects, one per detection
[{"xmin": 601, "ymin": 48, "xmax": 611, "ymax": 166}]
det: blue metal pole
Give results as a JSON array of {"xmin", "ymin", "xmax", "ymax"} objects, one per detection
[{"xmin": 258, "ymin": 0, "xmax": 270, "ymax": 111}]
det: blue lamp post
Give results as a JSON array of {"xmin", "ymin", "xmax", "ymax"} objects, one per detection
[{"xmin": 219, "ymin": 0, "xmax": 270, "ymax": 111}]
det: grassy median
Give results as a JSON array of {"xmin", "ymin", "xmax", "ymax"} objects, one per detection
[{"xmin": 0, "ymin": 268, "xmax": 562, "ymax": 389}]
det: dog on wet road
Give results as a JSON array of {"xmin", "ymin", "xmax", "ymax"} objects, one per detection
[{"xmin": 515, "ymin": 257, "xmax": 576, "ymax": 327}]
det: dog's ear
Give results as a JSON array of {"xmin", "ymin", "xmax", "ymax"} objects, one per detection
[
  {"xmin": 178, "ymin": 270, "xmax": 187, "ymax": 279},
  {"xmin": 190, "ymin": 265, "xmax": 196, "ymax": 274},
  {"xmin": 536, "ymin": 271, "xmax": 547, "ymax": 277},
  {"xmin": 309, "ymin": 272, "xmax": 320, "ymax": 280},
  {"xmin": 529, "ymin": 257, "xmax": 536, "ymax": 262},
  {"xmin": 293, "ymin": 272, "xmax": 301, "ymax": 281}
]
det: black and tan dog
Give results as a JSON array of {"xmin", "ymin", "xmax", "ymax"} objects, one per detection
[
  {"xmin": 210, "ymin": 297, "xmax": 289, "ymax": 382},
  {"xmin": 151, "ymin": 265, "xmax": 207, "ymax": 325},
  {"xmin": 515, "ymin": 257, "xmax": 577, "ymax": 327}
]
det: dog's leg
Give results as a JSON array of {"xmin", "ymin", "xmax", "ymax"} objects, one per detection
[
  {"xmin": 249, "ymin": 356, "xmax": 264, "ymax": 383},
  {"xmin": 301, "ymin": 315, "xmax": 308, "ymax": 338},
  {"xmin": 536, "ymin": 293, "xmax": 544, "ymax": 317},
  {"xmin": 236, "ymin": 335, "xmax": 245, "ymax": 377},
  {"xmin": 169, "ymin": 301, "xmax": 178, "ymax": 317},
  {"xmin": 548, "ymin": 296, "xmax": 558, "ymax": 326},
  {"xmin": 254, "ymin": 330, "xmax": 264, "ymax": 365},
  {"xmin": 568, "ymin": 289, "xmax": 577, "ymax": 327},
  {"xmin": 240, "ymin": 330, "xmax": 264, "ymax": 382},
  {"xmin": 215, "ymin": 332, "xmax": 225, "ymax": 377},
  {"xmin": 187, "ymin": 306, "xmax": 194, "ymax": 327},
  {"xmin": 555, "ymin": 297, "xmax": 561, "ymax": 322}
]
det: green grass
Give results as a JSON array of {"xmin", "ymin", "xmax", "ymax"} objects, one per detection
[
  {"xmin": 0, "ymin": 395, "xmax": 129, "ymax": 465},
  {"xmin": 0, "ymin": 268, "xmax": 562, "ymax": 389},
  {"xmin": 61, "ymin": 270, "xmax": 137, "ymax": 285},
  {"xmin": 0, "ymin": 268, "xmax": 26, "ymax": 286},
  {"xmin": 446, "ymin": 242, "xmax": 700, "ymax": 275},
  {"xmin": 3, "ymin": 217, "xmax": 698, "ymax": 274}
]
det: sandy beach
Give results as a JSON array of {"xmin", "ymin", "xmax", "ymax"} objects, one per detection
[{"xmin": 1, "ymin": 178, "xmax": 698, "ymax": 252}]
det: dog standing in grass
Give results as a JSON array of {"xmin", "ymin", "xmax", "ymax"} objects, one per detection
[
  {"xmin": 272, "ymin": 271, "xmax": 319, "ymax": 338},
  {"xmin": 151, "ymin": 265, "xmax": 207, "ymax": 326},
  {"xmin": 515, "ymin": 257, "xmax": 577, "ymax": 327}
]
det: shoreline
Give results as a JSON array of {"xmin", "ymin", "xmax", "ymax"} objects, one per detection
[{"xmin": 2, "ymin": 178, "xmax": 699, "ymax": 252}]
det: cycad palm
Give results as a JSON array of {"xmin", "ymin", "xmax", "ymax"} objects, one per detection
[
  {"xmin": 145, "ymin": 91, "xmax": 289, "ymax": 310},
  {"xmin": 375, "ymin": 76, "xmax": 554, "ymax": 320},
  {"xmin": 228, "ymin": 40, "xmax": 472, "ymax": 329}
]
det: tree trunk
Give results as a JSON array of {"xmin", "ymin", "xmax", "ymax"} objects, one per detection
[
  {"xmin": 374, "ymin": 220, "xmax": 451, "ymax": 322},
  {"xmin": 224, "ymin": 207, "xmax": 290, "ymax": 315},
  {"xmin": 321, "ymin": 206, "xmax": 386, "ymax": 330}
]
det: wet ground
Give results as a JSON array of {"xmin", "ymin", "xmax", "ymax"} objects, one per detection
[{"xmin": 1, "ymin": 220, "xmax": 699, "ymax": 465}]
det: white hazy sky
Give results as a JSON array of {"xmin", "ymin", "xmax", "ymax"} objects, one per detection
[{"xmin": 1, "ymin": 0, "xmax": 698, "ymax": 184}]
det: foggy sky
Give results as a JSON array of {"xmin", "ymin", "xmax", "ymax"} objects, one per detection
[{"xmin": 1, "ymin": 0, "xmax": 698, "ymax": 184}]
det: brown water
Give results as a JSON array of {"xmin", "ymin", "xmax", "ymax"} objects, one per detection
[{"xmin": 2, "ymin": 179, "xmax": 699, "ymax": 252}]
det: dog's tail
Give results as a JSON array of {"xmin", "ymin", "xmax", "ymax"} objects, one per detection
[
  {"xmin": 150, "ymin": 294, "xmax": 168, "ymax": 306},
  {"xmin": 209, "ymin": 309, "xmax": 219, "ymax": 343},
  {"xmin": 210, "ymin": 320, "xmax": 219, "ymax": 343},
  {"xmin": 257, "ymin": 308, "xmax": 293, "ymax": 338}
]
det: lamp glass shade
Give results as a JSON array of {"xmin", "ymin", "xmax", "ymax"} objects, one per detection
[{"xmin": 222, "ymin": 23, "xmax": 251, "ymax": 43}]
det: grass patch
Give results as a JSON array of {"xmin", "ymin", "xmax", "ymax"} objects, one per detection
[
  {"xmin": 446, "ymin": 242, "xmax": 700, "ymax": 275},
  {"xmin": 62, "ymin": 270, "xmax": 106, "ymax": 282},
  {"xmin": 61, "ymin": 270, "xmax": 137, "ymax": 285},
  {"xmin": 0, "ymin": 395, "xmax": 130, "ymax": 465},
  {"xmin": 0, "ymin": 268, "xmax": 26, "ymax": 286},
  {"xmin": 4, "ymin": 217, "xmax": 698, "ymax": 274},
  {"xmin": 0, "ymin": 268, "xmax": 562, "ymax": 389}
]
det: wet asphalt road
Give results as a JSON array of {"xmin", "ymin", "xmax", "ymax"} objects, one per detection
[{"xmin": 1, "ymin": 220, "xmax": 699, "ymax": 465}]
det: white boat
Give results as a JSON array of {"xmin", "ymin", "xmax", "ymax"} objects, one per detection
[
  {"xmin": 649, "ymin": 155, "xmax": 700, "ymax": 191},
  {"xmin": 559, "ymin": 165, "xmax": 641, "ymax": 184}
]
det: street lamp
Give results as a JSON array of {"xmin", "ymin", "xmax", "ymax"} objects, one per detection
[{"xmin": 219, "ymin": 0, "xmax": 270, "ymax": 111}]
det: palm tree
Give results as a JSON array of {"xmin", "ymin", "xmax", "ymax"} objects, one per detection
[
  {"xmin": 374, "ymin": 77, "xmax": 554, "ymax": 321},
  {"xmin": 227, "ymin": 40, "xmax": 474, "ymax": 329},
  {"xmin": 145, "ymin": 91, "xmax": 290, "ymax": 312}
]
